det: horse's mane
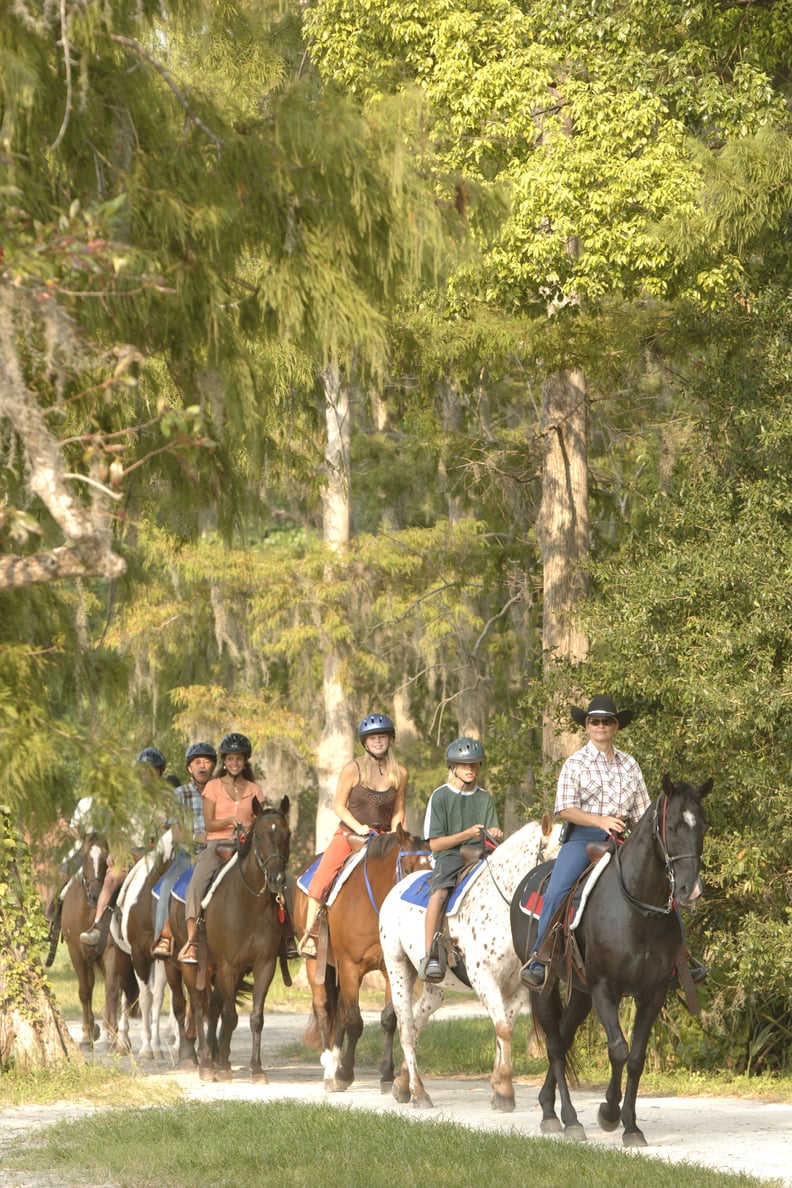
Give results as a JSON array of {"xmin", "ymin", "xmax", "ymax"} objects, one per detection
[{"xmin": 366, "ymin": 829, "xmax": 422, "ymax": 861}]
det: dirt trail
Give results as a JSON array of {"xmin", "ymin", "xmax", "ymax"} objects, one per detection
[{"xmin": 1, "ymin": 1004, "xmax": 789, "ymax": 1186}]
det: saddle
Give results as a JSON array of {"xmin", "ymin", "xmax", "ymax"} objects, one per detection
[{"xmin": 426, "ymin": 831, "xmax": 501, "ymax": 987}]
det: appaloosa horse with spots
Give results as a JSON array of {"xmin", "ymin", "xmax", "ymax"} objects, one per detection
[{"xmin": 379, "ymin": 818, "xmax": 562, "ymax": 1111}]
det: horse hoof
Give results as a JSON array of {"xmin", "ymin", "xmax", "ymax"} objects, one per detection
[
  {"xmin": 540, "ymin": 1117, "xmax": 563, "ymax": 1135},
  {"xmin": 623, "ymin": 1130, "xmax": 647, "ymax": 1148},
  {"xmin": 379, "ymin": 1079, "xmax": 393, "ymax": 1095},
  {"xmin": 331, "ymin": 1079, "xmax": 352, "ymax": 1093},
  {"xmin": 563, "ymin": 1123, "xmax": 587, "ymax": 1142},
  {"xmin": 250, "ymin": 1070, "xmax": 269, "ymax": 1084},
  {"xmin": 391, "ymin": 1082, "xmax": 411, "ymax": 1105},
  {"xmin": 214, "ymin": 1067, "xmax": 233, "ymax": 1083},
  {"xmin": 198, "ymin": 1066, "xmax": 215, "ymax": 1083},
  {"xmin": 138, "ymin": 1047, "xmax": 153, "ymax": 1061},
  {"xmin": 491, "ymin": 1093, "xmax": 515, "ymax": 1113},
  {"xmin": 179, "ymin": 1057, "xmax": 198, "ymax": 1071},
  {"xmin": 597, "ymin": 1104, "xmax": 621, "ymax": 1132},
  {"xmin": 412, "ymin": 1094, "xmax": 434, "ymax": 1110}
]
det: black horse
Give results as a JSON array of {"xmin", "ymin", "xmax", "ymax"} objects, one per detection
[{"xmin": 512, "ymin": 774, "xmax": 711, "ymax": 1147}]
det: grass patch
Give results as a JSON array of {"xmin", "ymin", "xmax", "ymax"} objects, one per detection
[
  {"xmin": 2, "ymin": 1100, "xmax": 774, "ymax": 1188},
  {"xmin": 0, "ymin": 1061, "xmax": 180, "ymax": 1109}
]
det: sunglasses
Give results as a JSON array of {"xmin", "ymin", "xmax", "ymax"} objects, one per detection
[{"xmin": 587, "ymin": 716, "xmax": 618, "ymax": 727}]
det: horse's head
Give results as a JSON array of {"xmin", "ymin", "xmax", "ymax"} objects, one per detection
[
  {"xmin": 249, "ymin": 796, "xmax": 291, "ymax": 896},
  {"xmin": 657, "ymin": 774, "xmax": 712, "ymax": 906},
  {"xmin": 394, "ymin": 822, "xmax": 432, "ymax": 879},
  {"xmin": 81, "ymin": 832, "xmax": 108, "ymax": 908}
]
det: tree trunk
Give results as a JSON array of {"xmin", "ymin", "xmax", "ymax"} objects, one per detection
[
  {"xmin": 315, "ymin": 360, "xmax": 354, "ymax": 849},
  {"xmin": 438, "ymin": 377, "xmax": 488, "ymax": 741},
  {"xmin": 0, "ymin": 815, "xmax": 83, "ymax": 1069},
  {"xmin": 537, "ymin": 367, "xmax": 589, "ymax": 762}
]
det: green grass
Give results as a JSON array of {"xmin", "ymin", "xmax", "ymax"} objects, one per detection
[{"xmin": 1, "ymin": 1100, "xmax": 775, "ymax": 1188}]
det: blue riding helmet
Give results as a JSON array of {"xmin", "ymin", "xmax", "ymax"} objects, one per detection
[
  {"xmin": 219, "ymin": 732, "xmax": 252, "ymax": 757},
  {"xmin": 358, "ymin": 713, "xmax": 395, "ymax": 739},
  {"xmin": 136, "ymin": 746, "xmax": 166, "ymax": 770},
  {"xmin": 446, "ymin": 737, "xmax": 485, "ymax": 765},
  {"xmin": 185, "ymin": 741, "xmax": 217, "ymax": 767}
]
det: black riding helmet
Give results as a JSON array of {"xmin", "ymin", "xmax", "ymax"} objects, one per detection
[
  {"xmin": 185, "ymin": 741, "xmax": 217, "ymax": 767},
  {"xmin": 136, "ymin": 746, "xmax": 166, "ymax": 770},
  {"xmin": 219, "ymin": 732, "xmax": 252, "ymax": 757}
]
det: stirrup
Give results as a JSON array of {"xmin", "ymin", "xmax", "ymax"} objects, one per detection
[{"xmin": 298, "ymin": 932, "xmax": 317, "ymax": 958}]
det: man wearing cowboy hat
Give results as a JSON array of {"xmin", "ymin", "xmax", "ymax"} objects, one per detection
[{"xmin": 520, "ymin": 695, "xmax": 650, "ymax": 989}]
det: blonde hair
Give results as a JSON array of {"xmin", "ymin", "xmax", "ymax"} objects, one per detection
[{"xmin": 358, "ymin": 747, "xmax": 400, "ymax": 791}]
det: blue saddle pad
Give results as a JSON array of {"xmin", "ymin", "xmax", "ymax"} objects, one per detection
[
  {"xmin": 170, "ymin": 866, "xmax": 193, "ymax": 904},
  {"xmin": 297, "ymin": 855, "xmax": 322, "ymax": 895},
  {"xmin": 399, "ymin": 864, "xmax": 483, "ymax": 915}
]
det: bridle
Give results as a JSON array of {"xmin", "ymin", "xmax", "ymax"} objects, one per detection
[
  {"xmin": 237, "ymin": 810, "xmax": 290, "ymax": 901},
  {"xmin": 361, "ymin": 833, "xmax": 432, "ymax": 914},
  {"xmin": 614, "ymin": 791, "xmax": 701, "ymax": 917}
]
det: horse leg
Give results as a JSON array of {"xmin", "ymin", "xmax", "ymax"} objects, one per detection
[
  {"xmin": 332, "ymin": 958, "xmax": 365, "ymax": 1092},
  {"xmin": 533, "ymin": 984, "xmax": 589, "ymax": 1141},
  {"xmin": 618, "ymin": 985, "xmax": 667, "ymax": 1147},
  {"xmin": 379, "ymin": 990, "xmax": 397, "ymax": 1093},
  {"xmin": 72, "ymin": 951, "xmax": 100, "ymax": 1047},
  {"xmin": 591, "ymin": 982, "xmax": 632, "ymax": 1137},
  {"xmin": 392, "ymin": 975, "xmax": 444, "ymax": 1109},
  {"xmin": 136, "ymin": 972, "xmax": 154, "ymax": 1059},
  {"xmin": 248, "ymin": 956, "xmax": 277, "ymax": 1083},
  {"xmin": 149, "ymin": 960, "xmax": 168, "ymax": 1059},
  {"xmin": 165, "ymin": 959, "xmax": 196, "ymax": 1067},
  {"xmin": 213, "ymin": 972, "xmax": 238, "ymax": 1082},
  {"xmin": 182, "ymin": 966, "xmax": 213, "ymax": 1081}
]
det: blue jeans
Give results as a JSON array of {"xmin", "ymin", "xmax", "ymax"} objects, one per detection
[
  {"xmin": 154, "ymin": 848, "xmax": 192, "ymax": 935},
  {"xmin": 533, "ymin": 824, "xmax": 611, "ymax": 954}
]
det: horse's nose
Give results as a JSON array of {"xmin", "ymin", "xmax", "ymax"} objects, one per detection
[{"xmin": 678, "ymin": 876, "xmax": 703, "ymax": 905}]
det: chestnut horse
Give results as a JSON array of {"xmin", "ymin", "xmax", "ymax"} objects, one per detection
[
  {"xmin": 293, "ymin": 824, "xmax": 431, "ymax": 1092},
  {"xmin": 170, "ymin": 796, "xmax": 291, "ymax": 1082},
  {"xmin": 520, "ymin": 775, "xmax": 711, "ymax": 1147},
  {"xmin": 57, "ymin": 833, "xmax": 137, "ymax": 1049}
]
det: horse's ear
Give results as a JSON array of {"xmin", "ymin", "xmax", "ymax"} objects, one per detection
[
  {"xmin": 279, "ymin": 795, "xmax": 289, "ymax": 816},
  {"xmin": 661, "ymin": 773, "xmax": 675, "ymax": 795},
  {"xmin": 698, "ymin": 778, "xmax": 713, "ymax": 799},
  {"xmin": 252, "ymin": 796, "xmax": 262, "ymax": 815}
]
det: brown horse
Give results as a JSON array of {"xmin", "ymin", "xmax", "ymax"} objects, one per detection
[
  {"xmin": 57, "ymin": 834, "xmax": 137, "ymax": 1050},
  {"xmin": 170, "ymin": 796, "xmax": 291, "ymax": 1082},
  {"xmin": 293, "ymin": 823, "xmax": 431, "ymax": 1092}
]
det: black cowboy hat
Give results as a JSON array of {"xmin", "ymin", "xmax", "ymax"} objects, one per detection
[{"xmin": 569, "ymin": 695, "xmax": 633, "ymax": 729}]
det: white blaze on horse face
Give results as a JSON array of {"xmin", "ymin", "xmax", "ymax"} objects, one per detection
[
  {"xmin": 689, "ymin": 878, "xmax": 703, "ymax": 902},
  {"xmin": 88, "ymin": 843, "xmax": 103, "ymax": 879},
  {"xmin": 683, "ymin": 809, "xmax": 697, "ymax": 830}
]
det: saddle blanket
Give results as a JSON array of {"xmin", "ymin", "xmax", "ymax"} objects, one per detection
[
  {"xmin": 396, "ymin": 859, "xmax": 488, "ymax": 917},
  {"xmin": 295, "ymin": 848, "xmax": 366, "ymax": 906},
  {"xmin": 517, "ymin": 852, "xmax": 611, "ymax": 931},
  {"xmin": 167, "ymin": 853, "xmax": 239, "ymax": 910}
]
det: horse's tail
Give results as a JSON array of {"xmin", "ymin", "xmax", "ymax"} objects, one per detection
[
  {"xmin": 302, "ymin": 964, "xmax": 339, "ymax": 1051},
  {"xmin": 44, "ymin": 900, "xmax": 63, "ymax": 968},
  {"xmin": 527, "ymin": 982, "xmax": 582, "ymax": 1089}
]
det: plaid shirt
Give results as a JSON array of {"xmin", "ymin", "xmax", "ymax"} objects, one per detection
[
  {"xmin": 555, "ymin": 740, "xmax": 650, "ymax": 827},
  {"xmin": 170, "ymin": 780, "xmax": 206, "ymax": 840}
]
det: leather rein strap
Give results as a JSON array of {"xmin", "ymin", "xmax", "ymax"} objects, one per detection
[{"xmin": 614, "ymin": 792, "xmax": 699, "ymax": 918}]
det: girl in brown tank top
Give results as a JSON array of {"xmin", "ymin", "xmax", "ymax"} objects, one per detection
[{"xmin": 299, "ymin": 712, "xmax": 408, "ymax": 956}]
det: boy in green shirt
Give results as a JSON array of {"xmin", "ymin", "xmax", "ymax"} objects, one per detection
[{"xmin": 419, "ymin": 737, "xmax": 503, "ymax": 981}]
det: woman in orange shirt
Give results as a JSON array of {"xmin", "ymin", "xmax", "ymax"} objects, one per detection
[{"xmin": 178, "ymin": 732, "xmax": 262, "ymax": 964}]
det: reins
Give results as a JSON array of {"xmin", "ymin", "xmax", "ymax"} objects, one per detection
[
  {"xmin": 237, "ymin": 810, "xmax": 289, "ymax": 900},
  {"xmin": 614, "ymin": 791, "xmax": 700, "ymax": 917},
  {"xmin": 361, "ymin": 833, "xmax": 432, "ymax": 914}
]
